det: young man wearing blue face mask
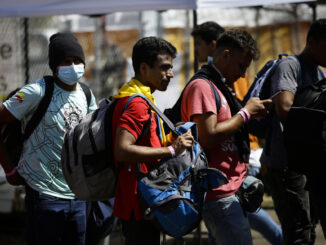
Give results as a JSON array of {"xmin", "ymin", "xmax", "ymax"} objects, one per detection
[{"xmin": 0, "ymin": 32, "xmax": 97, "ymax": 245}]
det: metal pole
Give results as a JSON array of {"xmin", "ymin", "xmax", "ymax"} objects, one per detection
[
  {"xmin": 254, "ymin": 7, "xmax": 260, "ymax": 74},
  {"xmin": 184, "ymin": 10, "xmax": 191, "ymax": 83},
  {"xmin": 23, "ymin": 18, "xmax": 29, "ymax": 85},
  {"xmin": 309, "ymin": 3, "xmax": 317, "ymax": 21},
  {"xmin": 139, "ymin": 12, "xmax": 144, "ymax": 38},
  {"xmin": 191, "ymin": 9, "xmax": 201, "ymax": 245},
  {"xmin": 193, "ymin": 9, "xmax": 198, "ymax": 72},
  {"xmin": 94, "ymin": 17, "xmax": 102, "ymax": 99},
  {"xmin": 157, "ymin": 11, "xmax": 163, "ymax": 38},
  {"xmin": 293, "ymin": 4, "xmax": 301, "ymax": 53}
]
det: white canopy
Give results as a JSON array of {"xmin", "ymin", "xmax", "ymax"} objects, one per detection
[{"xmin": 0, "ymin": 0, "xmax": 316, "ymax": 17}]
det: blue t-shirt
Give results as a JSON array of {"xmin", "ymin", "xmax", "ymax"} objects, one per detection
[{"xmin": 3, "ymin": 77, "xmax": 97, "ymax": 199}]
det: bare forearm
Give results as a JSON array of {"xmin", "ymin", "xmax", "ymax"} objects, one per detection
[
  {"xmin": 192, "ymin": 112, "xmax": 244, "ymax": 150},
  {"xmin": 0, "ymin": 138, "xmax": 15, "ymax": 172},
  {"xmin": 114, "ymin": 126, "xmax": 173, "ymax": 163},
  {"xmin": 193, "ymin": 97, "xmax": 271, "ymax": 150},
  {"xmin": 211, "ymin": 114, "xmax": 244, "ymax": 143},
  {"xmin": 115, "ymin": 144, "xmax": 172, "ymax": 163},
  {"xmin": 274, "ymin": 91, "xmax": 294, "ymax": 121},
  {"xmin": 198, "ymin": 114, "xmax": 244, "ymax": 149}
]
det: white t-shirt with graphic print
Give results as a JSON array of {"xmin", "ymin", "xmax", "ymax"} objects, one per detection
[{"xmin": 4, "ymin": 77, "xmax": 97, "ymax": 199}]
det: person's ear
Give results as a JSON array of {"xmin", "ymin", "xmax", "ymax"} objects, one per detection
[
  {"xmin": 139, "ymin": 62, "xmax": 149, "ymax": 77},
  {"xmin": 221, "ymin": 49, "xmax": 231, "ymax": 62},
  {"xmin": 55, "ymin": 66, "xmax": 59, "ymax": 76},
  {"xmin": 209, "ymin": 40, "xmax": 217, "ymax": 56},
  {"xmin": 210, "ymin": 40, "xmax": 216, "ymax": 49},
  {"xmin": 215, "ymin": 49, "xmax": 231, "ymax": 70},
  {"xmin": 306, "ymin": 36, "xmax": 319, "ymax": 52}
]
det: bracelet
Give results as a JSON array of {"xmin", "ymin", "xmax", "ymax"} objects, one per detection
[
  {"xmin": 241, "ymin": 108, "xmax": 251, "ymax": 121},
  {"xmin": 5, "ymin": 167, "xmax": 17, "ymax": 177},
  {"xmin": 168, "ymin": 145, "xmax": 176, "ymax": 157},
  {"xmin": 237, "ymin": 110, "xmax": 248, "ymax": 123}
]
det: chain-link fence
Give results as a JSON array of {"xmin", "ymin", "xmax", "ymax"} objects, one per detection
[
  {"xmin": 0, "ymin": 18, "xmax": 24, "ymax": 101},
  {"xmin": 0, "ymin": 9, "xmax": 319, "ymax": 104},
  {"xmin": 0, "ymin": 16, "xmax": 128, "ymax": 102}
]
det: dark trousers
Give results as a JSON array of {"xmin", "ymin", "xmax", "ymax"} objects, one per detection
[
  {"xmin": 121, "ymin": 216, "xmax": 160, "ymax": 245},
  {"xmin": 308, "ymin": 178, "xmax": 326, "ymax": 239},
  {"xmin": 25, "ymin": 185, "xmax": 87, "ymax": 245},
  {"xmin": 264, "ymin": 167, "xmax": 315, "ymax": 245}
]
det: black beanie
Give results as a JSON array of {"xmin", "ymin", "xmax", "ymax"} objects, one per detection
[{"xmin": 48, "ymin": 32, "xmax": 85, "ymax": 72}]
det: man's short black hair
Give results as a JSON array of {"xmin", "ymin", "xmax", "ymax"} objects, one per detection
[
  {"xmin": 216, "ymin": 29, "xmax": 259, "ymax": 60},
  {"xmin": 132, "ymin": 36, "xmax": 177, "ymax": 74},
  {"xmin": 307, "ymin": 18, "xmax": 326, "ymax": 41},
  {"xmin": 191, "ymin": 21, "xmax": 225, "ymax": 44}
]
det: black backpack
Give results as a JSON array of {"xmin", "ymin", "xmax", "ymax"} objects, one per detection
[
  {"xmin": 243, "ymin": 53, "xmax": 292, "ymax": 138},
  {"xmin": 0, "ymin": 76, "xmax": 91, "ymax": 166},
  {"xmin": 243, "ymin": 53, "xmax": 290, "ymax": 103},
  {"xmin": 163, "ymin": 74, "xmax": 220, "ymax": 128},
  {"xmin": 283, "ymin": 77, "xmax": 326, "ymax": 176},
  {"xmin": 245, "ymin": 54, "xmax": 325, "ymax": 139},
  {"xmin": 236, "ymin": 175, "xmax": 264, "ymax": 213}
]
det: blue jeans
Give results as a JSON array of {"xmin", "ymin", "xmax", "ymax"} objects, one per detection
[
  {"xmin": 202, "ymin": 194, "xmax": 253, "ymax": 245},
  {"xmin": 248, "ymin": 209, "xmax": 283, "ymax": 245},
  {"xmin": 25, "ymin": 185, "xmax": 87, "ymax": 245},
  {"xmin": 247, "ymin": 166, "xmax": 283, "ymax": 245}
]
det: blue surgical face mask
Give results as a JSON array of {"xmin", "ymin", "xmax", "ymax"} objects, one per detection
[{"xmin": 57, "ymin": 64, "xmax": 85, "ymax": 85}]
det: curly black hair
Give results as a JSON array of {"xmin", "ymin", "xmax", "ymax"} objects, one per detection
[
  {"xmin": 216, "ymin": 29, "xmax": 259, "ymax": 60},
  {"xmin": 307, "ymin": 18, "xmax": 326, "ymax": 41},
  {"xmin": 132, "ymin": 36, "xmax": 177, "ymax": 74},
  {"xmin": 191, "ymin": 21, "xmax": 225, "ymax": 44}
]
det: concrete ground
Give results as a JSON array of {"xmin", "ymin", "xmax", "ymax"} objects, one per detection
[
  {"xmin": 105, "ymin": 208, "xmax": 325, "ymax": 245},
  {"xmin": 104, "ymin": 196, "xmax": 325, "ymax": 245},
  {"xmin": 0, "ymin": 208, "xmax": 325, "ymax": 245},
  {"xmin": 0, "ymin": 195, "xmax": 325, "ymax": 245}
]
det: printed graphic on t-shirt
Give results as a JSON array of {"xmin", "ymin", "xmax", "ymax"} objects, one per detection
[
  {"xmin": 220, "ymin": 137, "xmax": 238, "ymax": 152},
  {"xmin": 64, "ymin": 105, "xmax": 83, "ymax": 131}
]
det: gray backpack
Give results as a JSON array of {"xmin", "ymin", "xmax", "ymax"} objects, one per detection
[
  {"xmin": 61, "ymin": 96, "xmax": 151, "ymax": 201},
  {"xmin": 62, "ymin": 98, "xmax": 117, "ymax": 200}
]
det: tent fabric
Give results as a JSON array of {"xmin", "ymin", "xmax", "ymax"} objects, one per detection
[{"xmin": 0, "ymin": 0, "xmax": 316, "ymax": 17}]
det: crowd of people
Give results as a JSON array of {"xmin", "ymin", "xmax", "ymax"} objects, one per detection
[{"xmin": 0, "ymin": 17, "xmax": 325, "ymax": 245}]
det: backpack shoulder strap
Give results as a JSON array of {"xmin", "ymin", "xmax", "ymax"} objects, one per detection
[
  {"xmin": 179, "ymin": 75, "xmax": 222, "ymax": 114},
  {"xmin": 79, "ymin": 82, "xmax": 92, "ymax": 108},
  {"xmin": 189, "ymin": 73, "xmax": 221, "ymax": 113},
  {"xmin": 293, "ymin": 55, "xmax": 326, "ymax": 87},
  {"xmin": 127, "ymin": 94, "xmax": 177, "ymax": 134},
  {"xmin": 164, "ymin": 74, "xmax": 222, "ymax": 126},
  {"xmin": 123, "ymin": 95, "xmax": 153, "ymax": 143},
  {"xmin": 23, "ymin": 76, "xmax": 54, "ymax": 140},
  {"xmin": 244, "ymin": 53, "xmax": 289, "ymax": 103},
  {"xmin": 204, "ymin": 79, "xmax": 221, "ymax": 114},
  {"xmin": 318, "ymin": 68, "xmax": 325, "ymax": 79}
]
